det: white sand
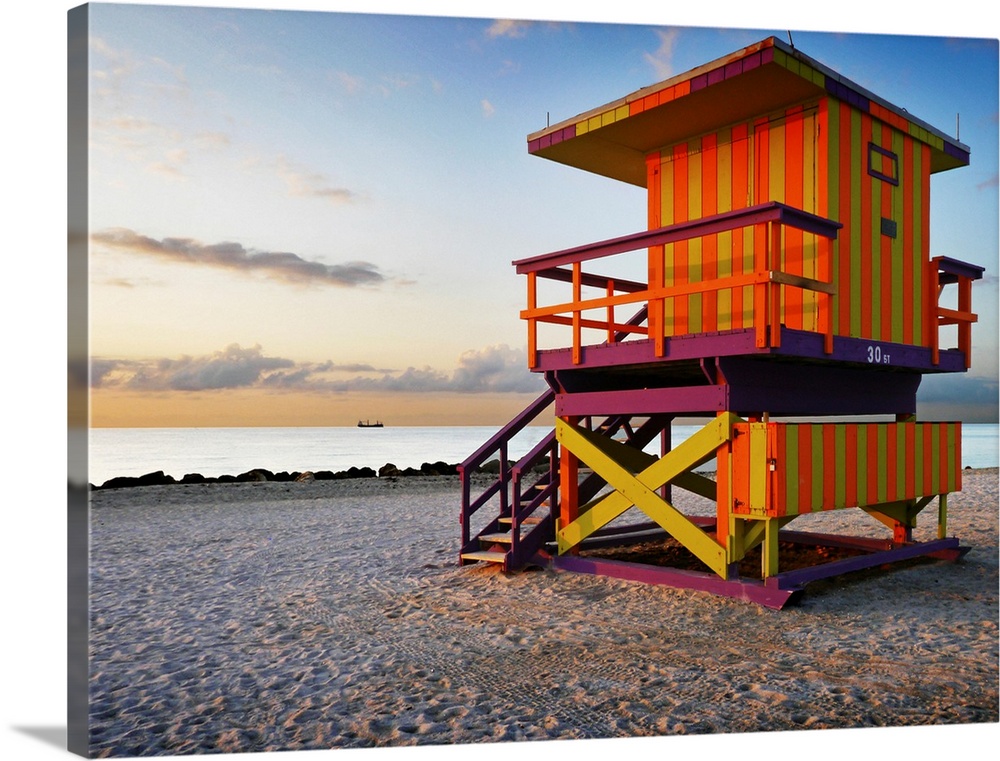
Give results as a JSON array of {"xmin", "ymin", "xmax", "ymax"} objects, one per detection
[{"xmin": 85, "ymin": 469, "xmax": 999, "ymax": 757}]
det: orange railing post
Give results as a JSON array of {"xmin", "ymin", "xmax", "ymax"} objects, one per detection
[
  {"xmin": 527, "ymin": 271, "xmax": 538, "ymax": 369},
  {"xmin": 928, "ymin": 260, "xmax": 941, "ymax": 366},
  {"xmin": 754, "ymin": 222, "xmax": 769, "ymax": 348},
  {"xmin": 959, "ymin": 275, "xmax": 973, "ymax": 369},
  {"xmin": 515, "ymin": 202, "xmax": 842, "ymax": 362},
  {"xmin": 769, "ymin": 221, "xmax": 783, "ymax": 348},
  {"xmin": 572, "ymin": 262, "xmax": 582, "ymax": 364}
]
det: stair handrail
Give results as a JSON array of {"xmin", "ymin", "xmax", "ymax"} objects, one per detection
[
  {"xmin": 458, "ymin": 388, "xmax": 554, "ymax": 549},
  {"xmin": 459, "ymin": 304, "xmax": 652, "ymax": 557}
]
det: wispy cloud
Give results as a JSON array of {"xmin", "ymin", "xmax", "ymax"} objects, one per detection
[
  {"xmin": 276, "ymin": 156, "xmax": 359, "ymax": 204},
  {"xmin": 93, "ymin": 344, "xmax": 544, "ymax": 394},
  {"xmin": 486, "ymin": 19, "xmax": 533, "ymax": 39},
  {"xmin": 977, "ymin": 172, "xmax": 999, "ymax": 191},
  {"xmin": 644, "ymin": 28, "xmax": 680, "ymax": 80},
  {"xmin": 91, "ymin": 228, "xmax": 385, "ymax": 287},
  {"xmin": 481, "ymin": 99, "xmax": 496, "ymax": 118}
]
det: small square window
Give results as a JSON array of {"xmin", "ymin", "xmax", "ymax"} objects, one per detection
[{"xmin": 868, "ymin": 143, "xmax": 899, "ymax": 186}]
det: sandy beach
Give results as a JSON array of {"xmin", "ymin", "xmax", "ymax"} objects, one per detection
[{"xmin": 84, "ymin": 469, "xmax": 999, "ymax": 757}]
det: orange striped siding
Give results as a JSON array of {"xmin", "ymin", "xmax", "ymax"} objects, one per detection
[
  {"xmin": 784, "ymin": 107, "xmax": 805, "ymax": 329},
  {"xmin": 954, "ymin": 423, "xmax": 963, "ymax": 491},
  {"xmin": 822, "ymin": 424, "xmax": 837, "ymax": 511},
  {"xmin": 920, "ymin": 143, "xmax": 931, "ymax": 347},
  {"xmin": 866, "ymin": 424, "xmax": 880, "ymax": 506},
  {"xmin": 860, "ymin": 115, "xmax": 874, "ymax": 339},
  {"xmin": 673, "ymin": 143, "xmax": 689, "ymax": 336},
  {"xmin": 923, "ymin": 422, "xmax": 934, "ymax": 496},
  {"xmin": 731, "ymin": 422, "xmax": 961, "ymax": 516},
  {"xmin": 647, "ymin": 153, "xmax": 664, "ymax": 347},
  {"xmin": 902, "ymin": 137, "xmax": 915, "ymax": 345},
  {"xmin": 939, "ymin": 422, "xmax": 949, "ymax": 494},
  {"xmin": 732, "ymin": 124, "xmax": 750, "ymax": 328},
  {"xmin": 716, "ymin": 129, "xmax": 733, "ymax": 330},
  {"xmin": 772, "ymin": 424, "xmax": 786, "ymax": 516},
  {"xmin": 838, "ymin": 101, "xmax": 854, "ymax": 337},
  {"xmin": 687, "ymin": 142, "xmax": 704, "ymax": 333},
  {"xmin": 643, "ymin": 97, "xmax": 936, "ymax": 351},
  {"xmin": 732, "ymin": 427, "xmax": 750, "ymax": 514},
  {"xmin": 904, "ymin": 421, "xmax": 916, "ymax": 497},
  {"xmin": 797, "ymin": 421, "xmax": 813, "ymax": 511},
  {"xmin": 879, "ymin": 128, "xmax": 894, "ymax": 342},
  {"xmin": 841, "ymin": 423, "xmax": 857, "ymax": 509},
  {"xmin": 702, "ymin": 134, "xmax": 719, "ymax": 332},
  {"xmin": 886, "ymin": 420, "xmax": 898, "ymax": 501}
]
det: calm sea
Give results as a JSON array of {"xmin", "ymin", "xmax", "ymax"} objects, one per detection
[{"xmin": 84, "ymin": 423, "xmax": 999, "ymax": 486}]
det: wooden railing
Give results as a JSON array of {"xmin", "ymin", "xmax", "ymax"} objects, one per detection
[
  {"xmin": 514, "ymin": 202, "xmax": 842, "ymax": 367},
  {"xmin": 929, "ymin": 256, "xmax": 984, "ymax": 368}
]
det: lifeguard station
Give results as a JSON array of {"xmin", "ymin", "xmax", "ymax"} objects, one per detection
[{"xmin": 458, "ymin": 37, "xmax": 984, "ymax": 608}]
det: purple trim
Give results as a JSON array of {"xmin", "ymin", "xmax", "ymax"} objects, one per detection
[
  {"xmin": 935, "ymin": 256, "xmax": 986, "ymax": 282},
  {"xmin": 548, "ymin": 532, "xmax": 968, "ymax": 608},
  {"xmin": 514, "ymin": 202, "xmax": 841, "ymax": 273},
  {"xmin": 943, "ymin": 140, "xmax": 971, "ymax": 165},
  {"xmin": 531, "ymin": 328, "xmax": 968, "ymax": 378},
  {"xmin": 550, "ymin": 554, "xmax": 798, "ymax": 609},
  {"xmin": 743, "ymin": 50, "xmax": 763, "ymax": 72},
  {"xmin": 772, "ymin": 537, "xmax": 969, "ymax": 590},
  {"xmin": 555, "ymin": 386, "xmax": 728, "ymax": 417}
]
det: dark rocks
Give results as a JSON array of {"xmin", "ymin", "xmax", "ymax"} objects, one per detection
[
  {"xmin": 98, "ymin": 471, "xmax": 175, "ymax": 490},
  {"xmin": 93, "ymin": 461, "xmax": 463, "ymax": 489},
  {"xmin": 420, "ymin": 461, "xmax": 457, "ymax": 476}
]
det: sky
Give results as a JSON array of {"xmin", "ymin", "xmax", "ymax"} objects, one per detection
[
  {"xmin": 0, "ymin": 3, "xmax": 997, "ymax": 761},
  {"xmin": 69, "ymin": 1, "xmax": 1000, "ymax": 429}
]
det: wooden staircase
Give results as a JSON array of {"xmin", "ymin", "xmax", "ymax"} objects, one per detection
[{"xmin": 458, "ymin": 397, "xmax": 672, "ymax": 572}]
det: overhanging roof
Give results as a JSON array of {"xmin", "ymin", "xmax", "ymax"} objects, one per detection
[{"xmin": 528, "ymin": 37, "xmax": 970, "ymax": 187}]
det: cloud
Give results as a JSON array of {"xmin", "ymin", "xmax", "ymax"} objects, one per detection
[
  {"xmin": 91, "ymin": 227, "xmax": 386, "ymax": 287},
  {"xmin": 918, "ymin": 373, "xmax": 999, "ymax": 422},
  {"xmin": 93, "ymin": 344, "xmax": 545, "ymax": 395},
  {"xmin": 977, "ymin": 173, "xmax": 999, "ymax": 191},
  {"xmin": 481, "ymin": 99, "xmax": 496, "ymax": 118},
  {"xmin": 276, "ymin": 156, "xmax": 359, "ymax": 205},
  {"xmin": 486, "ymin": 20, "xmax": 533, "ymax": 39},
  {"xmin": 450, "ymin": 345, "xmax": 541, "ymax": 393},
  {"xmin": 644, "ymin": 28, "xmax": 680, "ymax": 81}
]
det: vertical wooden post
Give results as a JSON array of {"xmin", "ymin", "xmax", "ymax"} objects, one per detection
[
  {"xmin": 754, "ymin": 223, "xmax": 768, "ymax": 348},
  {"xmin": 770, "ymin": 222, "xmax": 782, "ymax": 348},
  {"xmin": 762, "ymin": 517, "xmax": 780, "ymax": 578},
  {"xmin": 527, "ymin": 271, "xmax": 538, "ymax": 369},
  {"xmin": 821, "ymin": 235, "xmax": 834, "ymax": 353},
  {"xmin": 606, "ymin": 279, "xmax": 616, "ymax": 344},
  {"xmin": 958, "ymin": 275, "xmax": 973, "ymax": 368},
  {"xmin": 928, "ymin": 260, "xmax": 940, "ymax": 365},
  {"xmin": 938, "ymin": 494, "xmax": 948, "ymax": 540},
  {"xmin": 649, "ymin": 245, "xmax": 665, "ymax": 357},
  {"xmin": 572, "ymin": 262, "xmax": 582, "ymax": 364},
  {"xmin": 716, "ymin": 421, "xmax": 730, "ymax": 555},
  {"xmin": 559, "ymin": 416, "xmax": 580, "ymax": 554}
]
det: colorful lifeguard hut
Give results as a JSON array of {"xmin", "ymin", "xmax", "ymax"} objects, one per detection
[{"xmin": 458, "ymin": 37, "xmax": 984, "ymax": 608}]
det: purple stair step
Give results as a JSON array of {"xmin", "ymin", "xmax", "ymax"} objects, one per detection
[
  {"xmin": 498, "ymin": 516, "xmax": 544, "ymax": 526},
  {"xmin": 478, "ymin": 532, "xmax": 514, "ymax": 544},
  {"xmin": 460, "ymin": 550, "xmax": 508, "ymax": 564}
]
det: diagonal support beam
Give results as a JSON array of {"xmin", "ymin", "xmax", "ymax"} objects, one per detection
[{"xmin": 556, "ymin": 414, "xmax": 738, "ymax": 577}]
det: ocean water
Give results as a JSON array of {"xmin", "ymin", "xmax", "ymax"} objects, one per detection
[{"xmin": 85, "ymin": 423, "xmax": 999, "ymax": 486}]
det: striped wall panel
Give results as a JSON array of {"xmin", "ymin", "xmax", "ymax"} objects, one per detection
[
  {"xmin": 649, "ymin": 105, "xmax": 823, "ymax": 336},
  {"xmin": 646, "ymin": 95, "xmax": 932, "ymax": 348},
  {"xmin": 730, "ymin": 421, "xmax": 961, "ymax": 517}
]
